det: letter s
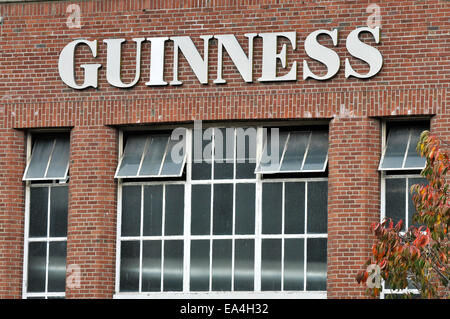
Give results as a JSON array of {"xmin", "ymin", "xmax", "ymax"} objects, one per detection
[
  {"xmin": 58, "ymin": 39, "xmax": 101, "ymax": 89},
  {"xmin": 303, "ymin": 29, "xmax": 340, "ymax": 81},
  {"xmin": 345, "ymin": 27, "xmax": 383, "ymax": 79}
]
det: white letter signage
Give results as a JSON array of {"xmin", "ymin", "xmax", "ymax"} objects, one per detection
[{"xmin": 58, "ymin": 27, "xmax": 383, "ymax": 90}]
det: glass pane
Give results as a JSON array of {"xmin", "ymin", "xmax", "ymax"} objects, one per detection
[
  {"xmin": 47, "ymin": 241, "xmax": 67, "ymax": 292},
  {"xmin": 381, "ymin": 127, "xmax": 409, "ymax": 169},
  {"xmin": 257, "ymin": 129, "xmax": 288, "ymax": 172},
  {"xmin": 285, "ymin": 182, "xmax": 305, "ymax": 234},
  {"xmin": 280, "ymin": 132, "xmax": 309, "ymax": 172},
  {"xmin": 213, "ymin": 184, "xmax": 233, "ymax": 235},
  {"xmin": 212, "ymin": 239, "xmax": 232, "ymax": 291},
  {"xmin": 143, "ymin": 186, "xmax": 163, "ymax": 236},
  {"xmin": 235, "ymin": 127, "xmax": 257, "ymax": 179},
  {"xmin": 140, "ymin": 135, "xmax": 169, "ymax": 176},
  {"xmin": 121, "ymin": 186, "xmax": 141, "ymax": 237},
  {"xmin": 163, "ymin": 240, "xmax": 183, "ymax": 291},
  {"xmin": 214, "ymin": 128, "xmax": 234, "ymax": 179},
  {"xmin": 234, "ymin": 239, "xmax": 254, "ymax": 291},
  {"xmin": 160, "ymin": 133, "xmax": 186, "ymax": 176},
  {"xmin": 192, "ymin": 129, "xmax": 212, "ymax": 180},
  {"xmin": 164, "ymin": 185, "xmax": 184, "ymax": 236},
  {"xmin": 385, "ymin": 178, "xmax": 406, "ymax": 231},
  {"xmin": 26, "ymin": 138, "xmax": 53, "ymax": 179},
  {"xmin": 303, "ymin": 131, "xmax": 328, "ymax": 171},
  {"xmin": 408, "ymin": 178, "xmax": 428, "ymax": 228},
  {"xmin": 29, "ymin": 187, "xmax": 48, "ymax": 238},
  {"xmin": 27, "ymin": 242, "xmax": 46, "ymax": 292},
  {"xmin": 46, "ymin": 137, "xmax": 70, "ymax": 179},
  {"xmin": 262, "ymin": 183, "xmax": 282, "ymax": 234},
  {"xmin": 117, "ymin": 136, "xmax": 147, "ymax": 177},
  {"xmin": 235, "ymin": 183, "xmax": 255, "ymax": 235},
  {"xmin": 261, "ymin": 239, "xmax": 282, "ymax": 291},
  {"xmin": 120, "ymin": 241, "xmax": 140, "ymax": 292},
  {"xmin": 190, "ymin": 240, "xmax": 210, "ymax": 291},
  {"xmin": 284, "ymin": 238, "xmax": 304, "ymax": 291},
  {"xmin": 306, "ymin": 238, "xmax": 327, "ymax": 291},
  {"xmin": 142, "ymin": 241, "xmax": 162, "ymax": 292},
  {"xmin": 191, "ymin": 185, "xmax": 211, "ymax": 235},
  {"xmin": 307, "ymin": 181, "xmax": 328, "ymax": 234},
  {"xmin": 50, "ymin": 186, "xmax": 68, "ymax": 237},
  {"xmin": 405, "ymin": 128, "xmax": 427, "ymax": 168}
]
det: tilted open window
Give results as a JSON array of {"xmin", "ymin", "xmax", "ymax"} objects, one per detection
[
  {"xmin": 115, "ymin": 130, "xmax": 187, "ymax": 178},
  {"xmin": 254, "ymin": 130, "xmax": 329, "ymax": 174},
  {"xmin": 23, "ymin": 136, "xmax": 70, "ymax": 181},
  {"xmin": 379, "ymin": 125, "xmax": 427, "ymax": 171}
]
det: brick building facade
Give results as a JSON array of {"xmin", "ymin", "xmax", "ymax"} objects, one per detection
[{"xmin": 0, "ymin": 0, "xmax": 448, "ymax": 299}]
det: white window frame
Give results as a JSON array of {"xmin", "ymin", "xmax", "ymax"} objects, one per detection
[
  {"xmin": 379, "ymin": 122, "xmax": 421, "ymax": 299},
  {"xmin": 114, "ymin": 126, "xmax": 328, "ymax": 299},
  {"xmin": 23, "ymin": 132, "xmax": 68, "ymax": 299}
]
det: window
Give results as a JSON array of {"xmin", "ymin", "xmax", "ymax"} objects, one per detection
[
  {"xmin": 116, "ymin": 125, "xmax": 328, "ymax": 298},
  {"xmin": 255, "ymin": 130, "xmax": 328, "ymax": 174},
  {"xmin": 23, "ymin": 133, "xmax": 70, "ymax": 299},
  {"xmin": 23, "ymin": 136, "xmax": 70, "ymax": 181},
  {"xmin": 115, "ymin": 130, "xmax": 187, "ymax": 178},
  {"xmin": 379, "ymin": 121, "xmax": 429, "ymax": 298}
]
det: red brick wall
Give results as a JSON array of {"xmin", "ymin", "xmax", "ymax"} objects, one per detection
[
  {"xmin": 66, "ymin": 125, "xmax": 117, "ymax": 298},
  {"xmin": 328, "ymin": 117, "xmax": 381, "ymax": 298},
  {"xmin": 0, "ymin": 128, "xmax": 25, "ymax": 298},
  {"xmin": 0, "ymin": 0, "xmax": 448, "ymax": 298}
]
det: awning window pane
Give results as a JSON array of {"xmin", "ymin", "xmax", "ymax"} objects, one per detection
[
  {"xmin": 255, "ymin": 130, "xmax": 288, "ymax": 173},
  {"xmin": 24, "ymin": 136, "xmax": 70, "ymax": 181},
  {"xmin": 116, "ymin": 131, "xmax": 187, "ymax": 178},
  {"xmin": 24, "ymin": 138, "xmax": 54, "ymax": 180},
  {"xmin": 45, "ymin": 137, "xmax": 70, "ymax": 179},
  {"xmin": 160, "ymin": 134, "xmax": 186, "ymax": 176},
  {"xmin": 302, "ymin": 131, "xmax": 328, "ymax": 171},
  {"xmin": 255, "ymin": 129, "xmax": 328, "ymax": 174},
  {"xmin": 139, "ymin": 135, "xmax": 168, "ymax": 176},
  {"xmin": 280, "ymin": 132, "xmax": 309, "ymax": 172},
  {"xmin": 404, "ymin": 127, "xmax": 426, "ymax": 169},
  {"xmin": 116, "ymin": 135, "xmax": 147, "ymax": 177},
  {"xmin": 380, "ymin": 127, "xmax": 409, "ymax": 170},
  {"xmin": 380, "ymin": 126, "xmax": 427, "ymax": 170}
]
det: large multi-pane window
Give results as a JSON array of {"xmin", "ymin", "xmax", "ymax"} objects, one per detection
[
  {"xmin": 116, "ymin": 125, "xmax": 328, "ymax": 297},
  {"xmin": 23, "ymin": 134, "xmax": 70, "ymax": 299},
  {"xmin": 379, "ymin": 121, "xmax": 429, "ymax": 298}
]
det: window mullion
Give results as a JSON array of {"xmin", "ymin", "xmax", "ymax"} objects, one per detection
[
  {"xmin": 405, "ymin": 177, "xmax": 409, "ymax": 229},
  {"xmin": 45, "ymin": 186, "xmax": 51, "ymax": 294},
  {"xmin": 160, "ymin": 185, "xmax": 166, "ymax": 292},
  {"xmin": 304, "ymin": 182, "xmax": 308, "ymax": 291},
  {"xmin": 139, "ymin": 185, "xmax": 144, "ymax": 293},
  {"xmin": 254, "ymin": 127, "xmax": 263, "ymax": 292},
  {"xmin": 281, "ymin": 182, "xmax": 285, "ymax": 291},
  {"xmin": 183, "ymin": 129, "xmax": 192, "ymax": 293}
]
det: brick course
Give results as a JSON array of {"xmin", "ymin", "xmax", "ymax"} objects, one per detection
[{"xmin": 0, "ymin": 0, "xmax": 448, "ymax": 298}]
